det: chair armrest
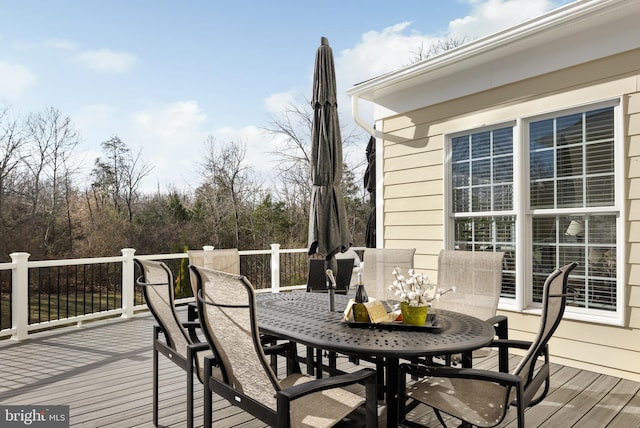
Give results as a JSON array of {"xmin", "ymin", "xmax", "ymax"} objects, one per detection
[
  {"xmin": 400, "ymin": 363, "xmax": 522, "ymax": 388},
  {"xmin": 262, "ymin": 341, "xmax": 295, "ymax": 356},
  {"xmin": 486, "ymin": 315, "xmax": 508, "ymax": 339},
  {"xmin": 277, "ymin": 368, "xmax": 376, "ymax": 402},
  {"xmin": 187, "ymin": 302, "xmax": 198, "ymax": 322},
  {"xmin": 182, "ymin": 321, "xmax": 200, "ymax": 329},
  {"xmin": 189, "ymin": 342, "xmax": 210, "ymax": 352}
]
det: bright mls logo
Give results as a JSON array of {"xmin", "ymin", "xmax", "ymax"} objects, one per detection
[{"xmin": 0, "ymin": 406, "xmax": 69, "ymax": 427}]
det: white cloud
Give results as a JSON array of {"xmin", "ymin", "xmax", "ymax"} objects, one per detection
[
  {"xmin": 74, "ymin": 49, "xmax": 137, "ymax": 73},
  {"xmin": 264, "ymin": 91, "xmax": 298, "ymax": 116},
  {"xmin": 450, "ymin": 0, "xmax": 561, "ymax": 38},
  {"xmin": 128, "ymin": 101, "xmax": 212, "ymax": 191},
  {"xmin": 0, "ymin": 60, "xmax": 37, "ymax": 98},
  {"xmin": 42, "ymin": 38, "xmax": 77, "ymax": 50}
]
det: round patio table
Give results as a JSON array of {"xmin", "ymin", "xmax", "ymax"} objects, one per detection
[{"xmin": 255, "ymin": 291, "xmax": 495, "ymax": 428}]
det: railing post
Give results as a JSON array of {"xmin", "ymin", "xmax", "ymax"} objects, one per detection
[
  {"xmin": 10, "ymin": 252, "xmax": 30, "ymax": 341},
  {"xmin": 121, "ymin": 248, "xmax": 136, "ymax": 318},
  {"xmin": 270, "ymin": 244, "xmax": 280, "ymax": 293}
]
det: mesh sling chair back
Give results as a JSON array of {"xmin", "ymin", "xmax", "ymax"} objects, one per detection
[
  {"xmin": 190, "ymin": 264, "xmax": 379, "ymax": 428},
  {"xmin": 432, "ymin": 250, "xmax": 508, "ymax": 370},
  {"xmin": 186, "ymin": 248, "xmax": 241, "ymax": 340},
  {"xmin": 362, "ymin": 248, "xmax": 416, "ymax": 301},
  {"xmin": 187, "ymin": 248, "xmax": 240, "ymax": 296},
  {"xmin": 306, "ymin": 257, "xmax": 354, "ymax": 294},
  {"xmin": 399, "ymin": 262, "xmax": 577, "ymax": 428},
  {"xmin": 134, "ymin": 258, "xmax": 219, "ymax": 428}
]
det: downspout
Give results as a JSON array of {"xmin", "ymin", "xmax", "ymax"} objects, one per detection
[{"xmin": 350, "ymin": 95, "xmax": 378, "ymax": 139}]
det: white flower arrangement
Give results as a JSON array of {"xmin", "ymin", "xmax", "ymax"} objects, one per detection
[{"xmin": 388, "ymin": 267, "xmax": 456, "ymax": 307}]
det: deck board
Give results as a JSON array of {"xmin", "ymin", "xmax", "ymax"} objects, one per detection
[{"xmin": 1, "ymin": 308, "xmax": 639, "ymax": 427}]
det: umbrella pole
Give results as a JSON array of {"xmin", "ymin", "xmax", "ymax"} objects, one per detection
[{"xmin": 325, "ymin": 257, "xmax": 337, "ymax": 312}]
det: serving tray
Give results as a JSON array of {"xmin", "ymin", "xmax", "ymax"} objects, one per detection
[{"xmin": 343, "ymin": 313, "xmax": 440, "ymax": 332}]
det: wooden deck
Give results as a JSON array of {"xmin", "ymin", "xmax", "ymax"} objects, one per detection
[{"xmin": 1, "ymin": 308, "xmax": 639, "ymax": 427}]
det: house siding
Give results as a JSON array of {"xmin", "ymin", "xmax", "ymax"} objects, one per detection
[{"xmin": 380, "ymin": 48, "xmax": 640, "ymax": 381}]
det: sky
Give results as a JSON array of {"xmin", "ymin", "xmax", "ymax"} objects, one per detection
[{"xmin": 0, "ymin": 0, "xmax": 573, "ymax": 193}]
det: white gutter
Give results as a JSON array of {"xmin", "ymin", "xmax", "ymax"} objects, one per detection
[{"xmin": 350, "ymin": 96, "xmax": 378, "ymax": 138}]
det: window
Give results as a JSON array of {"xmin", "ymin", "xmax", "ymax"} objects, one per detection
[
  {"xmin": 450, "ymin": 126, "xmax": 517, "ymax": 298},
  {"xmin": 448, "ymin": 102, "xmax": 620, "ymax": 321}
]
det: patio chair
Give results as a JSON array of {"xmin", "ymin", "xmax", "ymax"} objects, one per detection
[
  {"xmin": 430, "ymin": 250, "xmax": 508, "ymax": 370},
  {"xmin": 362, "ymin": 248, "xmax": 416, "ymax": 301},
  {"xmin": 186, "ymin": 248, "xmax": 240, "ymax": 340},
  {"xmin": 134, "ymin": 258, "xmax": 216, "ymax": 428},
  {"xmin": 352, "ymin": 248, "xmax": 416, "ymax": 392},
  {"xmin": 306, "ymin": 257, "xmax": 354, "ymax": 294},
  {"xmin": 398, "ymin": 262, "xmax": 577, "ymax": 428},
  {"xmin": 190, "ymin": 264, "xmax": 379, "ymax": 428}
]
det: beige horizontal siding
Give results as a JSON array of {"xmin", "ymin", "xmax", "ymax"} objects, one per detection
[
  {"xmin": 384, "ymin": 195, "xmax": 443, "ymax": 212},
  {"xmin": 385, "ymin": 210, "xmax": 443, "ymax": 226}
]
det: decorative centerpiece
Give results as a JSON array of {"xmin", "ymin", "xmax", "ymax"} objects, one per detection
[{"xmin": 388, "ymin": 267, "xmax": 456, "ymax": 326}]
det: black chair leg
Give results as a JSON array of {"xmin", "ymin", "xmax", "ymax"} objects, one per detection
[{"xmin": 306, "ymin": 347, "xmax": 315, "ymax": 376}]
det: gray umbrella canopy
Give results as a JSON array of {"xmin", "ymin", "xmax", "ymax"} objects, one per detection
[
  {"xmin": 364, "ymin": 134, "xmax": 376, "ymax": 247},
  {"xmin": 308, "ymin": 37, "xmax": 352, "ymax": 261}
]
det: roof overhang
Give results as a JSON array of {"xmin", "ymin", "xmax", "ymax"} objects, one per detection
[{"xmin": 347, "ymin": 0, "xmax": 640, "ymax": 133}]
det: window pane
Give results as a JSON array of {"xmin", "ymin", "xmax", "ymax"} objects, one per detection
[
  {"xmin": 472, "ymin": 186, "xmax": 492, "ymax": 211},
  {"xmin": 557, "ymin": 178, "xmax": 583, "ymax": 208},
  {"xmin": 472, "ymin": 131, "xmax": 490, "ymax": 158},
  {"xmin": 586, "ymin": 107, "xmax": 614, "ymax": 141},
  {"xmin": 587, "ymin": 176, "xmax": 614, "ymax": 206},
  {"xmin": 530, "ymin": 118, "xmax": 554, "ymax": 146},
  {"xmin": 452, "ymin": 162, "xmax": 469, "ymax": 187},
  {"xmin": 530, "ymin": 180, "xmax": 555, "ymax": 209},
  {"xmin": 589, "ymin": 215, "xmax": 616, "ymax": 243},
  {"xmin": 454, "ymin": 219, "xmax": 473, "ymax": 247},
  {"xmin": 493, "ymin": 156, "xmax": 512, "ymax": 182},
  {"xmin": 557, "ymin": 113, "xmax": 583, "ymax": 145},
  {"xmin": 493, "ymin": 184, "xmax": 513, "ymax": 211},
  {"xmin": 530, "ymin": 149, "xmax": 554, "ymax": 180},
  {"xmin": 453, "ymin": 188, "xmax": 469, "ymax": 212},
  {"xmin": 471, "ymin": 159, "xmax": 490, "ymax": 185},
  {"xmin": 586, "ymin": 142, "xmax": 614, "ymax": 174},
  {"xmin": 557, "ymin": 145, "xmax": 583, "ymax": 177},
  {"xmin": 451, "ymin": 136, "xmax": 469, "ymax": 162},
  {"xmin": 493, "ymin": 128, "xmax": 512, "ymax": 155}
]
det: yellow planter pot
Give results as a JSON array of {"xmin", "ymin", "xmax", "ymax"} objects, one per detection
[{"xmin": 400, "ymin": 302, "xmax": 428, "ymax": 326}]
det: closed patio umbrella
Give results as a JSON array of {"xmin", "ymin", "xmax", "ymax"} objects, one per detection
[
  {"xmin": 364, "ymin": 134, "xmax": 376, "ymax": 247},
  {"xmin": 308, "ymin": 37, "xmax": 352, "ymax": 309}
]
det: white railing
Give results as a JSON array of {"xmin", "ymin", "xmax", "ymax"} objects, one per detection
[{"xmin": 0, "ymin": 244, "xmax": 357, "ymax": 341}]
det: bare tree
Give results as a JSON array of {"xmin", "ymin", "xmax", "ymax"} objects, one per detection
[
  {"xmin": 0, "ymin": 108, "xmax": 26, "ymax": 234},
  {"xmin": 199, "ymin": 137, "xmax": 257, "ymax": 248},
  {"xmin": 408, "ymin": 36, "xmax": 468, "ymax": 64},
  {"xmin": 263, "ymin": 99, "xmax": 366, "ymax": 245},
  {"xmin": 90, "ymin": 136, "xmax": 152, "ymax": 245},
  {"xmin": 23, "ymin": 107, "xmax": 79, "ymax": 255},
  {"xmin": 121, "ymin": 148, "xmax": 153, "ymax": 238}
]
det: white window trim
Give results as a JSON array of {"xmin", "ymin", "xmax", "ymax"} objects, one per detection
[{"xmin": 445, "ymin": 98, "xmax": 625, "ymax": 326}]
